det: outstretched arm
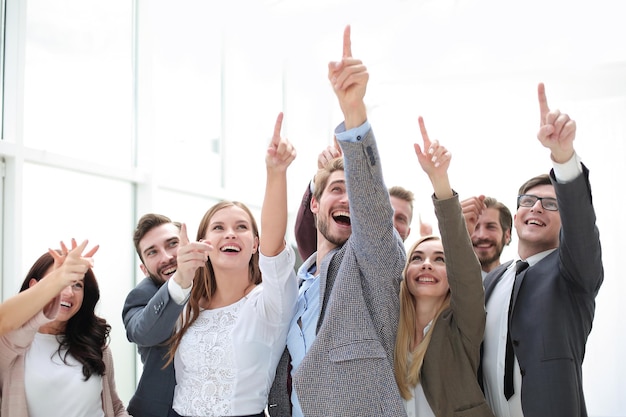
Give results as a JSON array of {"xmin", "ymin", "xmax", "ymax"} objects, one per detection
[{"xmin": 261, "ymin": 112, "xmax": 297, "ymax": 257}]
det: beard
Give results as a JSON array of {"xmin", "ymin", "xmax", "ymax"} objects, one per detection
[
  {"xmin": 475, "ymin": 237, "xmax": 506, "ymax": 267},
  {"xmin": 317, "ymin": 213, "xmax": 350, "ymax": 247}
]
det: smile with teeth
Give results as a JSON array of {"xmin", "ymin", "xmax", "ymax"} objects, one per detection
[
  {"xmin": 60, "ymin": 301, "xmax": 73, "ymax": 308},
  {"xmin": 526, "ymin": 219, "xmax": 546, "ymax": 226},
  {"xmin": 221, "ymin": 245, "xmax": 241, "ymax": 253},
  {"xmin": 332, "ymin": 210, "xmax": 351, "ymax": 226},
  {"xmin": 162, "ymin": 266, "xmax": 177, "ymax": 276},
  {"xmin": 416, "ymin": 275, "xmax": 438, "ymax": 283}
]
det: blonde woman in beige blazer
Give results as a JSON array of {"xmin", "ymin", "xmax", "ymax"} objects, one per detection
[{"xmin": 394, "ymin": 117, "xmax": 494, "ymax": 417}]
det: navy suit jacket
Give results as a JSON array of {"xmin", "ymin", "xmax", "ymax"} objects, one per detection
[
  {"xmin": 482, "ymin": 165, "xmax": 603, "ymax": 417},
  {"xmin": 122, "ymin": 278, "xmax": 186, "ymax": 417}
]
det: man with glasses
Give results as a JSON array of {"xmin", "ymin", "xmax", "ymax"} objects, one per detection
[{"xmin": 480, "ymin": 83, "xmax": 603, "ymax": 417}]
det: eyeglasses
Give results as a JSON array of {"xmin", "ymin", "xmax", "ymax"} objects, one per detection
[{"xmin": 517, "ymin": 194, "xmax": 558, "ymax": 211}]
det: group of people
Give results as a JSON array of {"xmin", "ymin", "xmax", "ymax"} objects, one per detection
[{"xmin": 0, "ymin": 25, "xmax": 602, "ymax": 417}]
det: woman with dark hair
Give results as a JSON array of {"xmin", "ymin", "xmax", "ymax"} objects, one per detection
[
  {"xmin": 165, "ymin": 113, "xmax": 298, "ymax": 417},
  {"xmin": 0, "ymin": 240, "xmax": 98, "ymax": 336},
  {"xmin": 394, "ymin": 117, "xmax": 494, "ymax": 417},
  {"xmin": 0, "ymin": 240, "xmax": 130, "ymax": 417}
]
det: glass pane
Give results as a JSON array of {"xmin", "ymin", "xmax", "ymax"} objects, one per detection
[
  {"xmin": 140, "ymin": 0, "xmax": 223, "ymax": 190},
  {"xmin": 23, "ymin": 0, "xmax": 133, "ymax": 168},
  {"xmin": 20, "ymin": 162, "xmax": 136, "ymax": 402}
]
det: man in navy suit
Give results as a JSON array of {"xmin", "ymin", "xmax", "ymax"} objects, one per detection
[{"xmin": 481, "ymin": 83, "xmax": 603, "ymax": 417}]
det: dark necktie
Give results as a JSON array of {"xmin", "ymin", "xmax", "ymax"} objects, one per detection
[{"xmin": 504, "ymin": 260, "xmax": 529, "ymax": 400}]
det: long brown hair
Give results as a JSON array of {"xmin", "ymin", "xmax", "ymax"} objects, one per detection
[
  {"xmin": 165, "ymin": 201, "xmax": 261, "ymax": 365},
  {"xmin": 394, "ymin": 235, "xmax": 451, "ymax": 399}
]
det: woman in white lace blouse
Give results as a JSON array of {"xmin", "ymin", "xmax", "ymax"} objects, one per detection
[{"xmin": 165, "ymin": 113, "xmax": 298, "ymax": 417}]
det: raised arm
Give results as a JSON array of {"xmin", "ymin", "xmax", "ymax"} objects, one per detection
[
  {"xmin": 414, "ymin": 117, "xmax": 485, "ymax": 343},
  {"xmin": 0, "ymin": 239, "xmax": 97, "ymax": 336},
  {"xmin": 261, "ymin": 112, "xmax": 297, "ymax": 257}
]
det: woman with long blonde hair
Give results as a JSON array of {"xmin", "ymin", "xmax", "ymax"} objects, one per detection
[{"xmin": 394, "ymin": 117, "xmax": 494, "ymax": 417}]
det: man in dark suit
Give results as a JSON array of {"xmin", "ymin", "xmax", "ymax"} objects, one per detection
[
  {"xmin": 122, "ymin": 214, "xmax": 192, "ymax": 417},
  {"xmin": 481, "ymin": 83, "xmax": 603, "ymax": 417}
]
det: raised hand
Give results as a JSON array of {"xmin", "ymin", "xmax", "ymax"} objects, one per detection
[
  {"xmin": 413, "ymin": 116, "xmax": 453, "ymax": 200},
  {"xmin": 47, "ymin": 239, "xmax": 99, "ymax": 289},
  {"xmin": 317, "ymin": 136, "xmax": 342, "ymax": 169},
  {"xmin": 328, "ymin": 25, "xmax": 368, "ymax": 129},
  {"xmin": 537, "ymin": 82, "xmax": 576, "ymax": 163},
  {"xmin": 174, "ymin": 223, "xmax": 211, "ymax": 289},
  {"xmin": 266, "ymin": 112, "xmax": 297, "ymax": 173},
  {"xmin": 461, "ymin": 196, "xmax": 486, "ymax": 236}
]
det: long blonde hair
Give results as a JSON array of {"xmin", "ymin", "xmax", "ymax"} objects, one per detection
[
  {"xmin": 165, "ymin": 201, "xmax": 261, "ymax": 367},
  {"xmin": 394, "ymin": 235, "xmax": 451, "ymax": 399}
]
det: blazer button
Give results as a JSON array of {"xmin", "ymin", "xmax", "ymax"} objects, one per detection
[{"xmin": 513, "ymin": 340, "xmax": 519, "ymax": 346}]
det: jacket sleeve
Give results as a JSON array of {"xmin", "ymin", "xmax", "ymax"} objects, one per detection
[
  {"xmin": 122, "ymin": 279, "xmax": 185, "ymax": 347},
  {"xmin": 434, "ymin": 193, "xmax": 486, "ymax": 347},
  {"xmin": 552, "ymin": 165, "xmax": 603, "ymax": 295}
]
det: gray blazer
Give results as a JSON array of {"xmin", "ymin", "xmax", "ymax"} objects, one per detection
[
  {"xmin": 122, "ymin": 278, "xmax": 186, "ymax": 417},
  {"xmin": 271, "ymin": 126, "xmax": 407, "ymax": 417},
  {"xmin": 482, "ymin": 166, "xmax": 603, "ymax": 417}
]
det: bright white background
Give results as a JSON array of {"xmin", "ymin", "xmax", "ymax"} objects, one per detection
[{"xmin": 1, "ymin": 0, "xmax": 624, "ymax": 415}]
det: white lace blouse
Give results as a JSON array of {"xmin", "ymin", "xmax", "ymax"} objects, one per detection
[{"xmin": 172, "ymin": 246, "xmax": 297, "ymax": 417}]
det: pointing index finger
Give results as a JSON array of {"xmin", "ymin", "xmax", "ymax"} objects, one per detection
[
  {"xmin": 272, "ymin": 112, "xmax": 284, "ymax": 146},
  {"xmin": 418, "ymin": 116, "xmax": 432, "ymax": 150},
  {"xmin": 180, "ymin": 223, "xmax": 190, "ymax": 246},
  {"xmin": 342, "ymin": 25, "xmax": 352, "ymax": 58},
  {"xmin": 538, "ymin": 82, "xmax": 550, "ymax": 126}
]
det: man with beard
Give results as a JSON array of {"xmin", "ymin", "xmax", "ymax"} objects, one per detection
[
  {"xmin": 268, "ymin": 25, "xmax": 406, "ymax": 417},
  {"xmin": 461, "ymin": 196, "xmax": 513, "ymax": 278},
  {"xmin": 123, "ymin": 213, "xmax": 202, "ymax": 417}
]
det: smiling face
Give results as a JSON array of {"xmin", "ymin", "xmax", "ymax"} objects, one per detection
[
  {"xmin": 30, "ymin": 267, "xmax": 84, "ymax": 332},
  {"xmin": 203, "ymin": 205, "xmax": 259, "ymax": 271},
  {"xmin": 471, "ymin": 207, "xmax": 510, "ymax": 272},
  {"xmin": 139, "ymin": 223, "xmax": 180, "ymax": 285},
  {"xmin": 514, "ymin": 183, "xmax": 561, "ymax": 256},
  {"xmin": 311, "ymin": 170, "xmax": 351, "ymax": 248},
  {"xmin": 405, "ymin": 238, "xmax": 449, "ymax": 301}
]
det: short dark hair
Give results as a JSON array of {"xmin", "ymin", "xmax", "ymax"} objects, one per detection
[
  {"xmin": 133, "ymin": 213, "xmax": 181, "ymax": 263},
  {"xmin": 483, "ymin": 196, "xmax": 512, "ymax": 235},
  {"xmin": 517, "ymin": 174, "xmax": 552, "ymax": 207}
]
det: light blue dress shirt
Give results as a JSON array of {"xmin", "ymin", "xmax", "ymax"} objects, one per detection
[{"xmin": 286, "ymin": 255, "xmax": 320, "ymax": 417}]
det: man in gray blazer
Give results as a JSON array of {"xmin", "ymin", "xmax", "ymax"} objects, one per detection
[
  {"xmin": 123, "ymin": 214, "xmax": 191, "ymax": 417},
  {"xmin": 481, "ymin": 83, "xmax": 603, "ymax": 417},
  {"xmin": 269, "ymin": 25, "xmax": 407, "ymax": 417}
]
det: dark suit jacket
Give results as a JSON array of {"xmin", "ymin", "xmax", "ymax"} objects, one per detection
[
  {"xmin": 482, "ymin": 166, "xmax": 603, "ymax": 417},
  {"xmin": 122, "ymin": 278, "xmax": 186, "ymax": 417},
  {"xmin": 270, "ymin": 126, "xmax": 407, "ymax": 417}
]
